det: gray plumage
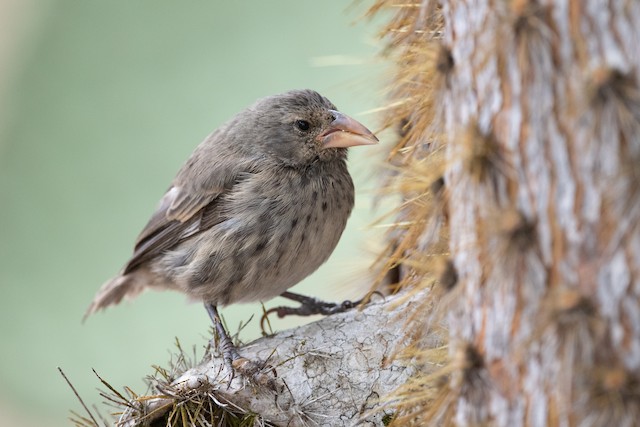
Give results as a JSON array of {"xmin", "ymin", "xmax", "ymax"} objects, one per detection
[{"xmin": 86, "ymin": 89, "xmax": 377, "ymax": 317}]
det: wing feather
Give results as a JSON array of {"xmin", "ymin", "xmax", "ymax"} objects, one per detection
[{"xmin": 122, "ymin": 123, "xmax": 259, "ymax": 274}]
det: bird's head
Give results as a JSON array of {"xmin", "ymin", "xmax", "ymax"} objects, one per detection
[{"xmin": 250, "ymin": 89, "xmax": 378, "ymax": 166}]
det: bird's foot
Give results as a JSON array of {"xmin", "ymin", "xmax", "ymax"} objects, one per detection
[
  {"xmin": 233, "ymin": 357, "xmax": 280, "ymax": 390},
  {"xmin": 260, "ymin": 291, "xmax": 384, "ymax": 334},
  {"xmin": 205, "ymin": 303, "xmax": 280, "ymax": 390},
  {"xmin": 210, "ymin": 338, "xmax": 280, "ymax": 390}
]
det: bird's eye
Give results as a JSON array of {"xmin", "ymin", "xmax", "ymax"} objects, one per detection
[{"xmin": 295, "ymin": 120, "xmax": 310, "ymax": 131}]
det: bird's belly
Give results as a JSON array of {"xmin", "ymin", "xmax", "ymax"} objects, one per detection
[{"xmin": 163, "ymin": 174, "xmax": 354, "ymax": 306}]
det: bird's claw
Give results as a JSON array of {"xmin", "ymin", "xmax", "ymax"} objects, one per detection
[
  {"xmin": 260, "ymin": 291, "xmax": 385, "ymax": 335},
  {"xmin": 230, "ymin": 357, "xmax": 281, "ymax": 391},
  {"xmin": 210, "ymin": 343, "xmax": 280, "ymax": 391},
  {"xmin": 206, "ymin": 303, "xmax": 280, "ymax": 390}
]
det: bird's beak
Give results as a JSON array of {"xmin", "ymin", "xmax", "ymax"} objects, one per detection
[{"xmin": 317, "ymin": 110, "xmax": 379, "ymax": 149}]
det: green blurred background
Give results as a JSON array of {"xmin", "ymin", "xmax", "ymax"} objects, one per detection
[{"xmin": 0, "ymin": 1, "xmax": 387, "ymax": 425}]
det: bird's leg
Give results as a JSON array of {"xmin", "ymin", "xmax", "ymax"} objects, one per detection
[
  {"xmin": 205, "ymin": 303, "xmax": 242, "ymax": 369},
  {"xmin": 260, "ymin": 291, "xmax": 383, "ymax": 333},
  {"xmin": 205, "ymin": 303, "xmax": 280, "ymax": 390},
  {"xmin": 278, "ymin": 291, "xmax": 363, "ymax": 315}
]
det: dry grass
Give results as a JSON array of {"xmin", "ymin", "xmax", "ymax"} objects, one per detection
[{"xmin": 63, "ymin": 338, "xmax": 269, "ymax": 427}]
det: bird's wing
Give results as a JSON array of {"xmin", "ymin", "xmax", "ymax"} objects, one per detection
[
  {"xmin": 122, "ymin": 185, "xmax": 226, "ymax": 274},
  {"xmin": 123, "ymin": 130, "xmax": 257, "ymax": 274}
]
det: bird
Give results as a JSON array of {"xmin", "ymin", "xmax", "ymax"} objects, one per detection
[{"xmin": 85, "ymin": 89, "xmax": 378, "ymax": 370}]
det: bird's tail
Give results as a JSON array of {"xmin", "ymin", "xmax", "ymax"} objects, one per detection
[{"xmin": 83, "ymin": 273, "xmax": 147, "ymax": 322}]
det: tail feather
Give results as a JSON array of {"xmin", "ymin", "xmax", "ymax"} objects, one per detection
[{"xmin": 83, "ymin": 274, "xmax": 146, "ymax": 322}]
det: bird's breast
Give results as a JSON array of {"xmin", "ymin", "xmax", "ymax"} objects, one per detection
[{"xmin": 173, "ymin": 161, "xmax": 356, "ymax": 305}]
